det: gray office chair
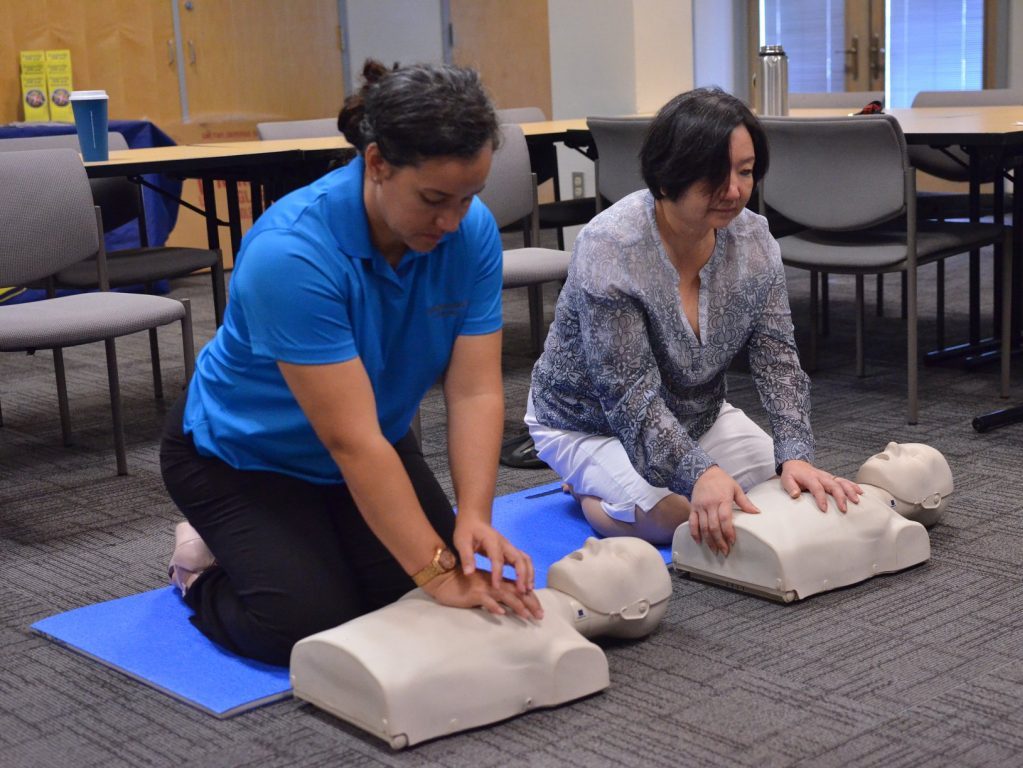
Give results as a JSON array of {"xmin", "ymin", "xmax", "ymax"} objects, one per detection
[
  {"xmin": 760, "ymin": 114, "xmax": 1010, "ymax": 424},
  {"xmin": 0, "ymin": 132, "xmax": 226, "ymax": 329},
  {"xmin": 478, "ymin": 123, "xmax": 571, "ymax": 356},
  {"xmin": 586, "ymin": 116, "xmax": 652, "ymax": 211},
  {"xmin": 256, "ymin": 117, "xmax": 341, "ymax": 140},
  {"xmin": 496, "ymin": 107, "xmax": 595, "ymax": 250},
  {"xmin": 0, "ymin": 149, "xmax": 195, "ymax": 475}
]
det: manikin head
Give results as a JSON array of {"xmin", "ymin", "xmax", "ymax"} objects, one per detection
[
  {"xmin": 855, "ymin": 442, "xmax": 953, "ymax": 526},
  {"xmin": 546, "ymin": 537, "xmax": 672, "ymax": 639}
]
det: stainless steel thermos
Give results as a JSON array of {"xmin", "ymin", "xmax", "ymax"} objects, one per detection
[{"xmin": 757, "ymin": 44, "xmax": 789, "ymax": 116}]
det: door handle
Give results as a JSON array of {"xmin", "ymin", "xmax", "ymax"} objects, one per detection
[
  {"xmin": 835, "ymin": 35, "xmax": 859, "ymax": 80},
  {"xmin": 167, "ymin": 40, "xmax": 175, "ymax": 66},
  {"xmin": 870, "ymin": 34, "xmax": 885, "ymax": 81},
  {"xmin": 187, "ymin": 40, "xmax": 196, "ymax": 65}
]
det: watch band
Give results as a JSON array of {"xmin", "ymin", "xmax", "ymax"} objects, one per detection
[{"xmin": 412, "ymin": 546, "xmax": 457, "ymax": 587}]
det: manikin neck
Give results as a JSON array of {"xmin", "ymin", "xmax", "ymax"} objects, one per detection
[
  {"xmin": 858, "ymin": 482, "xmax": 922, "ymax": 516},
  {"xmin": 537, "ymin": 588, "xmax": 615, "ymax": 640}
]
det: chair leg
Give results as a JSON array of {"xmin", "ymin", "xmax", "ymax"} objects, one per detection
[
  {"xmin": 900, "ymin": 271, "xmax": 908, "ymax": 320},
  {"xmin": 936, "ymin": 260, "xmax": 946, "ymax": 350},
  {"xmin": 53, "ymin": 347, "xmax": 73, "ymax": 446},
  {"xmin": 180, "ymin": 298, "xmax": 196, "ymax": 383},
  {"xmin": 820, "ymin": 272, "xmax": 830, "ymax": 336},
  {"xmin": 1000, "ymin": 230, "xmax": 1012, "ymax": 398},
  {"xmin": 876, "ymin": 274, "xmax": 884, "ymax": 317},
  {"xmin": 807, "ymin": 271, "xmax": 819, "ymax": 372},
  {"xmin": 149, "ymin": 328, "xmax": 164, "ymax": 400},
  {"xmin": 527, "ymin": 284, "xmax": 545, "ymax": 356},
  {"xmin": 907, "ymin": 265, "xmax": 919, "ymax": 425},
  {"xmin": 104, "ymin": 338, "xmax": 128, "ymax": 476},
  {"xmin": 212, "ymin": 255, "xmax": 227, "ymax": 327},
  {"xmin": 855, "ymin": 275, "xmax": 865, "ymax": 377}
]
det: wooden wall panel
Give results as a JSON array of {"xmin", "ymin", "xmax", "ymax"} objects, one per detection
[
  {"xmin": 450, "ymin": 0, "xmax": 552, "ymax": 118},
  {"xmin": 0, "ymin": 0, "xmax": 179, "ymax": 126},
  {"xmin": 178, "ymin": 0, "xmax": 344, "ymax": 125}
]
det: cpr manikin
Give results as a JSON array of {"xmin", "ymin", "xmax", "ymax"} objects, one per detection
[
  {"xmin": 673, "ymin": 442, "xmax": 953, "ymax": 602},
  {"xmin": 290, "ymin": 537, "xmax": 672, "ymax": 749}
]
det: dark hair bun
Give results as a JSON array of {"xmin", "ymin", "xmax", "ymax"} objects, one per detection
[{"xmin": 338, "ymin": 59, "xmax": 395, "ymax": 149}]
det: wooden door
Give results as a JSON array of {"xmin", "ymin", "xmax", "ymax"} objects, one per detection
[
  {"xmin": 175, "ymin": 0, "xmax": 344, "ymax": 126},
  {"xmin": 449, "ymin": 0, "xmax": 552, "ymax": 118},
  {"xmin": 0, "ymin": 0, "xmax": 180, "ymax": 126}
]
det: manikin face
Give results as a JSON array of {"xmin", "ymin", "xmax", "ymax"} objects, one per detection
[
  {"xmin": 363, "ymin": 142, "xmax": 493, "ymax": 257},
  {"xmin": 856, "ymin": 442, "xmax": 954, "ymax": 516},
  {"xmin": 660, "ymin": 124, "xmax": 756, "ymax": 234},
  {"xmin": 547, "ymin": 537, "xmax": 672, "ymax": 618}
]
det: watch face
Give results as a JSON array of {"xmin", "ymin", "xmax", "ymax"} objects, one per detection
[{"xmin": 438, "ymin": 549, "xmax": 457, "ymax": 571}]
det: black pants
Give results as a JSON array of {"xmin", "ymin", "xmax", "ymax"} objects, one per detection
[{"xmin": 159, "ymin": 393, "xmax": 456, "ymax": 666}]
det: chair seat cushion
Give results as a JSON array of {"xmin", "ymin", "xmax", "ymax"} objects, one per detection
[
  {"xmin": 54, "ymin": 247, "xmax": 220, "ymax": 288},
  {"xmin": 0, "ymin": 292, "xmax": 185, "ymax": 351},
  {"xmin": 778, "ymin": 221, "xmax": 1004, "ymax": 273},
  {"xmin": 502, "ymin": 247, "xmax": 571, "ymax": 289},
  {"xmin": 538, "ymin": 197, "xmax": 596, "ymax": 228}
]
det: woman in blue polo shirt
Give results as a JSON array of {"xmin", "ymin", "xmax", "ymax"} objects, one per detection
[{"xmin": 160, "ymin": 60, "xmax": 542, "ymax": 665}]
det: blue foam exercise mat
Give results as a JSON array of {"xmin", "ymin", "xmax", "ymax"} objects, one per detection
[
  {"xmin": 31, "ymin": 483, "xmax": 669, "ymax": 718},
  {"xmin": 32, "ymin": 586, "xmax": 291, "ymax": 718},
  {"xmin": 482, "ymin": 481, "xmax": 672, "ymax": 588}
]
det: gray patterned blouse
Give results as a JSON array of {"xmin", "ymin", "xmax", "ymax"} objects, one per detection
[{"xmin": 530, "ymin": 190, "xmax": 814, "ymax": 497}]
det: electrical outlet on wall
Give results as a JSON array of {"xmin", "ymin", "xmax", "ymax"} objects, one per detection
[{"xmin": 572, "ymin": 171, "xmax": 585, "ymax": 199}]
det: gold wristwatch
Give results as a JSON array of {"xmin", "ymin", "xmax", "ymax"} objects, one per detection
[{"xmin": 412, "ymin": 546, "xmax": 457, "ymax": 587}]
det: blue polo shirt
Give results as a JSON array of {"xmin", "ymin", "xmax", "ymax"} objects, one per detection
[{"xmin": 183, "ymin": 156, "xmax": 503, "ymax": 484}]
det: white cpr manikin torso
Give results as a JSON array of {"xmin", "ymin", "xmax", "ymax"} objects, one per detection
[
  {"xmin": 672, "ymin": 478, "xmax": 930, "ymax": 602},
  {"xmin": 291, "ymin": 589, "xmax": 608, "ymax": 749},
  {"xmin": 291, "ymin": 536, "xmax": 672, "ymax": 749}
]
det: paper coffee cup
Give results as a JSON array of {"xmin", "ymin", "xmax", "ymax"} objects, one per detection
[{"xmin": 69, "ymin": 90, "xmax": 110, "ymax": 162}]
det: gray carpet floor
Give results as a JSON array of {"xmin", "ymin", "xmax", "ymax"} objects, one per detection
[{"xmin": 1, "ymin": 238, "xmax": 1021, "ymax": 767}]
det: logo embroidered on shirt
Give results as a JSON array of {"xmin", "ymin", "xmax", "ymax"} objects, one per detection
[{"xmin": 427, "ymin": 301, "xmax": 468, "ymax": 318}]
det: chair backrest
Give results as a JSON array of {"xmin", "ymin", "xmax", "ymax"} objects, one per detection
[
  {"xmin": 477, "ymin": 123, "xmax": 536, "ymax": 234},
  {"xmin": 760, "ymin": 114, "xmax": 908, "ymax": 231},
  {"xmin": 0, "ymin": 131, "xmax": 129, "ymax": 154},
  {"xmin": 257, "ymin": 118, "xmax": 340, "ymax": 140},
  {"xmin": 496, "ymin": 106, "xmax": 547, "ymax": 124},
  {"xmin": 0, "ymin": 133, "xmax": 137, "ymax": 234},
  {"xmin": 911, "ymin": 88, "xmax": 1023, "ymax": 107},
  {"xmin": 0, "ymin": 149, "xmax": 99, "ymax": 285},
  {"xmin": 586, "ymin": 116, "xmax": 652, "ymax": 207},
  {"xmin": 789, "ymin": 91, "xmax": 884, "ymax": 110}
]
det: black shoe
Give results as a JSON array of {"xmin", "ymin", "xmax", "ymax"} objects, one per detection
[{"xmin": 499, "ymin": 433, "xmax": 548, "ymax": 469}]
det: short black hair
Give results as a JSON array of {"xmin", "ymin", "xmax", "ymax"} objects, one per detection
[
  {"xmin": 640, "ymin": 87, "xmax": 768, "ymax": 200},
  {"xmin": 338, "ymin": 59, "xmax": 500, "ymax": 166}
]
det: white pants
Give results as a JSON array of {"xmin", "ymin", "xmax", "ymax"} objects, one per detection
[{"xmin": 525, "ymin": 393, "xmax": 776, "ymax": 523}]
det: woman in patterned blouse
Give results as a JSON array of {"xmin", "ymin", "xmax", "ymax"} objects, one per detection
[{"xmin": 527, "ymin": 88, "xmax": 861, "ymax": 553}]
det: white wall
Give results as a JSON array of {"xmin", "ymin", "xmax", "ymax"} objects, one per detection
[
  {"xmin": 547, "ymin": 0, "xmax": 695, "ymax": 247},
  {"xmin": 342, "ymin": 0, "xmax": 445, "ymax": 93},
  {"xmin": 633, "ymin": 0, "xmax": 695, "ymax": 112},
  {"xmin": 692, "ymin": 0, "xmax": 742, "ymax": 95}
]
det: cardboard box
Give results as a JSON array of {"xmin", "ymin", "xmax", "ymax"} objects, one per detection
[
  {"xmin": 20, "ymin": 50, "xmax": 49, "ymax": 121},
  {"xmin": 45, "ymin": 49, "xmax": 74, "ymax": 123}
]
